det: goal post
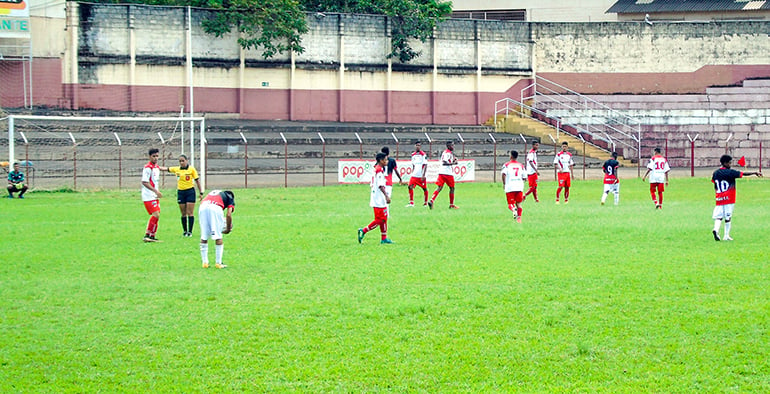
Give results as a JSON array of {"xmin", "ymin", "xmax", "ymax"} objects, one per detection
[{"xmin": 3, "ymin": 115, "xmax": 206, "ymax": 190}]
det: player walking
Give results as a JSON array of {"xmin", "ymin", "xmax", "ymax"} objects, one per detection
[
  {"xmin": 406, "ymin": 141, "xmax": 429, "ymax": 207},
  {"xmin": 141, "ymin": 148, "xmax": 168, "ymax": 242},
  {"xmin": 199, "ymin": 190, "xmax": 235, "ymax": 268},
  {"xmin": 358, "ymin": 153, "xmax": 394, "ymax": 244},
  {"xmin": 601, "ymin": 152, "xmax": 620, "ymax": 205},
  {"xmin": 523, "ymin": 140, "xmax": 540, "ymax": 202},
  {"xmin": 428, "ymin": 140, "xmax": 459, "ymax": 209},
  {"xmin": 711, "ymin": 154, "xmax": 762, "ymax": 241},
  {"xmin": 642, "ymin": 147, "xmax": 670, "ymax": 209},
  {"xmin": 502, "ymin": 150, "xmax": 527, "ymax": 223},
  {"xmin": 553, "ymin": 141, "xmax": 574, "ymax": 204}
]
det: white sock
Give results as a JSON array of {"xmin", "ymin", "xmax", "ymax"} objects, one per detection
[
  {"xmin": 614, "ymin": 192, "xmax": 619, "ymax": 205},
  {"xmin": 724, "ymin": 221, "xmax": 731, "ymax": 238},
  {"xmin": 601, "ymin": 192, "xmax": 607, "ymax": 203},
  {"xmin": 200, "ymin": 243, "xmax": 209, "ymax": 264},
  {"xmin": 713, "ymin": 219, "xmax": 721, "ymax": 233},
  {"xmin": 215, "ymin": 243, "xmax": 224, "ymax": 264}
]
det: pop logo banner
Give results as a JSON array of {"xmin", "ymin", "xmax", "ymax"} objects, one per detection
[{"xmin": 338, "ymin": 159, "xmax": 475, "ymax": 183}]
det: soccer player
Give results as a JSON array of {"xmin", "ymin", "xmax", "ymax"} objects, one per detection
[
  {"xmin": 199, "ymin": 190, "xmax": 235, "ymax": 268},
  {"xmin": 642, "ymin": 147, "xmax": 670, "ymax": 209},
  {"xmin": 523, "ymin": 140, "xmax": 540, "ymax": 202},
  {"xmin": 381, "ymin": 146, "xmax": 402, "ymax": 199},
  {"xmin": 428, "ymin": 140, "xmax": 459, "ymax": 209},
  {"xmin": 6, "ymin": 162, "xmax": 28, "ymax": 199},
  {"xmin": 168, "ymin": 154, "xmax": 203, "ymax": 237},
  {"xmin": 358, "ymin": 152, "xmax": 393, "ymax": 244},
  {"xmin": 406, "ymin": 141, "xmax": 429, "ymax": 207},
  {"xmin": 141, "ymin": 148, "xmax": 168, "ymax": 242},
  {"xmin": 711, "ymin": 154, "xmax": 762, "ymax": 241},
  {"xmin": 553, "ymin": 141, "xmax": 574, "ymax": 204},
  {"xmin": 601, "ymin": 152, "xmax": 620, "ymax": 205},
  {"xmin": 501, "ymin": 150, "xmax": 527, "ymax": 223}
]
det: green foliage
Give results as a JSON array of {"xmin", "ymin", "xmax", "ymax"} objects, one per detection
[{"xmin": 4, "ymin": 178, "xmax": 768, "ymax": 390}]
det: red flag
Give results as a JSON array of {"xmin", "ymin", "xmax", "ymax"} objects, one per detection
[{"xmin": 737, "ymin": 156, "xmax": 746, "ymax": 167}]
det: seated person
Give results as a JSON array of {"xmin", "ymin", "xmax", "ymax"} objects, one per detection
[{"xmin": 7, "ymin": 162, "xmax": 28, "ymax": 199}]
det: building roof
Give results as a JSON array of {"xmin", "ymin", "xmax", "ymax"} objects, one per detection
[{"xmin": 607, "ymin": 0, "xmax": 770, "ymax": 14}]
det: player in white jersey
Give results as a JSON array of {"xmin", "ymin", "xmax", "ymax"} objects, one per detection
[
  {"xmin": 553, "ymin": 141, "xmax": 574, "ymax": 204},
  {"xmin": 406, "ymin": 141, "xmax": 429, "ymax": 207},
  {"xmin": 642, "ymin": 147, "xmax": 670, "ymax": 209},
  {"xmin": 140, "ymin": 148, "xmax": 168, "ymax": 242},
  {"xmin": 428, "ymin": 140, "xmax": 459, "ymax": 209},
  {"xmin": 501, "ymin": 150, "xmax": 528, "ymax": 223},
  {"xmin": 523, "ymin": 140, "xmax": 540, "ymax": 202},
  {"xmin": 358, "ymin": 153, "xmax": 393, "ymax": 244}
]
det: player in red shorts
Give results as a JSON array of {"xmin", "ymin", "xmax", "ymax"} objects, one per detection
[
  {"xmin": 553, "ymin": 141, "xmax": 574, "ymax": 204},
  {"xmin": 428, "ymin": 140, "xmax": 459, "ymax": 209},
  {"xmin": 711, "ymin": 154, "xmax": 761, "ymax": 241},
  {"xmin": 642, "ymin": 147, "xmax": 670, "ymax": 209},
  {"xmin": 406, "ymin": 141, "xmax": 429, "ymax": 207},
  {"xmin": 502, "ymin": 150, "xmax": 527, "ymax": 223},
  {"xmin": 141, "ymin": 148, "xmax": 168, "ymax": 242},
  {"xmin": 523, "ymin": 140, "xmax": 540, "ymax": 202},
  {"xmin": 358, "ymin": 153, "xmax": 393, "ymax": 244}
]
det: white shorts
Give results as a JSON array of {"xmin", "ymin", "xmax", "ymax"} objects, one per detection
[
  {"xmin": 712, "ymin": 204, "xmax": 735, "ymax": 221},
  {"xmin": 199, "ymin": 202, "xmax": 225, "ymax": 241},
  {"xmin": 603, "ymin": 183, "xmax": 620, "ymax": 194},
  {"xmin": 385, "ymin": 185, "xmax": 393, "ymax": 199}
]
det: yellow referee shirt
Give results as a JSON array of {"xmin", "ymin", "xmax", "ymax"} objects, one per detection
[{"xmin": 168, "ymin": 166, "xmax": 199, "ymax": 191}]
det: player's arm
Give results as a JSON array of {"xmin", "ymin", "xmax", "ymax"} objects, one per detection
[
  {"xmin": 223, "ymin": 206, "xmax": 234, "ymax": 234},
  {"xmin": 194, "ymin": 177, "xmax": 203, "ymax": 199},
  {"xmin": 642, "ymin": 168, "xmax": 651, "ymax": 181},
  {"xmin": 421, "ymin": 163, "xmax": 427, "ymax": 178},
  {"xmin": 744, "ymin": 171, "xmax": 763, "ymax": 177},
  {"xmin": 502, "ymin": 172, "xmax": 507, "ymax": 186},
  {"xmin": 379, "ymin": 185, "xmax": 390, "ymax": 204},
  {"xmin": 141, "ymin": 180, "xmax": 162, "ymax": 198}
]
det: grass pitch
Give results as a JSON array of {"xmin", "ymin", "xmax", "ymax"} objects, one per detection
[{"xmin": 1, "ymin": 177, "xmax": 769, "ymax": 392}]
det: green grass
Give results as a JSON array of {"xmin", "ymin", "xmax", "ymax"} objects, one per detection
[{"xmin": 1, "ymin": 177, "xmax": 769, "ymax": 392}]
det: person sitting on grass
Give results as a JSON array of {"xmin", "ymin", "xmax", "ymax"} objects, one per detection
[{"xmin": 7, "ymin": 162, "xmax": 28, "ymax": 199}]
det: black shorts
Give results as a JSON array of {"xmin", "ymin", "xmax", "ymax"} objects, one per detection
[{"xmin": 177, "ymin": 188, "xmax": 197, "ymax": 204}]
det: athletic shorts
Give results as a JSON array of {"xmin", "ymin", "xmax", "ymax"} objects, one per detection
[
  {"xmin": 373, "ymin": 206, "xmax": 389, "ymax": 221},
  {"xmin": 527, "ymin": 173, "xmax": 538, "ymax": 188},
  {"xmin": 199, "ymin": 202, "xmax": 225, "ymax": 241},
  {"xmin": 143, "ymin": 200, "xmax": 160, "ymax": 215},
  {"xmin": 409, "ymin": 176, "xmax": 427, "ymax": 189},
  {"xmin": 557, "ymin": 172, "xmax": 571, "ymax": 188},
  {"xmin": 436, "ymin": 174, "xmax": 455, "ymax": 188},
  {"xmin": 650, "ymin": 183, "xmax": 665, "ymax": 193},
  {"xmin": 712, "ymin": 204, "xmax": 734, "ymax": 221},
  {"xmin": 385, "ymin": 185, "xmax": 393, "ymax": 198},
  {"xmin": 506, "ymin": 191, "xmax": 524, "ymax": 205},
  {"xmin": 603, "ymin": 183, "xmax": 620, "ymax": 194},
  {"xmin": 177, "ymin": 188, "xmax": 197, "ymax": 204}
]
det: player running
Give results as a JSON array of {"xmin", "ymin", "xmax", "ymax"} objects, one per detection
[
  {"xmin": 501, "ymin": 150, "xmax": 527, "ymax": 223},
  {"xmin": 199, "ymin": 190, "xmax": 235, "ymax": 268},
  {"xmin": 601, "ymin": 152, "xmax": 620, "ymax": 205},
  {"xmin": 553, "ymin": 141, "xmax": 574, "ymax": 204},
  {"xmin": 642, "ymin": 147, "xmax": 670, "ymax": 209},
  {"xmin": 406, "ymin": 141, "xmax": 429, "ymax": 207},
  {"xmin": 711, "ymin": 154, "xmax": 761, "ymax": 241},
  {"xmin": 523, "ymin": 140, "xmax": 540, "ymax": 202},
  {"xmin": 358, "ymin": 153, "xmax": 393, "ymax": 244},
  {"xmin": 428, "ymin": 140, "xmax": 459, "ymax": 209}
]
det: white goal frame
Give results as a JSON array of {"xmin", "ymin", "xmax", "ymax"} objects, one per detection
[{"xmin": 5, "ymin": 115, "xmax": 208, "ymax": 189}]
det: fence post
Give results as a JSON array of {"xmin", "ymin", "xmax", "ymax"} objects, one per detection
[
  {"xmin": 760, "ymin": 141, "xmax": 763, "ymax": 173},
  {"xmin": 724, "ymin": 133, "xmax": 733, "ymax": 154},
  {"xmin": 548, "ymin": 134, "xmax": 557, "ymax": 181},
  {"xmin": 457, "ymin": 132, "xmax": 465, "ymax": 159},
  {"xmin": 318, "ymin": 132, "xmax": 326, "ymax": 186},
  {"xmin": 114, "ymin": 133, "xmax": 122, "ymax": 189},
  {"xmin": 240, "ymin": 132, "xmax": 248, "ymax": 189},
  {"xmin": 424, "ymin": 132, "xmax": 432, "ymax": 159},
  {"xmin": 578, "ymin": 134, "xmax": 586, "ymax": 180},
  {"xmin": 686, "ymin": 134, "xmax": 699, "ymax": 177},
  {"xmin": 19, "ymin": 131, "xmax": 29, "ymax": 186},
  {"xmin": 157, "ymin": 132, "xmax": 166, "ymax": 187},
  {"xmin": 68, "ymin": 132, "xmax": 77, "ymax": 190},
  {"xmin": 355, "ymin": 132, "xmax": 362, "ymax": 160},
  {"xmin": 391, "ymin": 132, "xmax": 399, "ymax": 160},
  {"xmin": 280, "ymin": 132, "xmax": 288, "ymax": 188},
  {"xmin": 489, "ymin": 133, "xmax": 497, "ymax": 183}
]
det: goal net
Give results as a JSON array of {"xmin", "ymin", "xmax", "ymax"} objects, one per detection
[{"xmin": 0, "ymin": 115, "xmax": 206, "ymax": 190}]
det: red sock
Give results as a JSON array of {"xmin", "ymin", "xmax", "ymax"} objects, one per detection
[
  {"xmin": 449, "ymin": 192, "xmax": 455, "ymax": 205},
  {"xmin": 556, "ymin": 187, "xmax": 562, "ymax": 200},
  {"xmin": 565, "ymin": 188, "xmax": 570, "ymax": 200},
  {"xmin": 517, "ymin": 206, "xmax": 523, "ymax": 217},
  {"xmin": 431, "ymin": 190, "xmax": 439, "ymax": 202},
  {"xmin": 533, "ymin": 189, "xmax": 538, "ymax": 200},
  {"xmin": 146, "ymin": 215, "xmax": 158, "ymax": 237},
  {"xmin": 364, "ymin": 220, "xmax": 379, "ymax": 233},
  {"xmin": 658, "ymin": 192, "xmax": 663, "ymax": 205},
  {"xmin": 650, "ymin": 192, "xmax": 657, "ymax": 204},
  {"xmin": 408, "ymin": 188, "xmax": 414, "ymax": 203},
  {"xmin": 423, "ymin": 189, "xmax": 428, "ymax": 203},
  {"xmin": 380, "ymin": 220, "xmax": 388, "ymax": 240}
]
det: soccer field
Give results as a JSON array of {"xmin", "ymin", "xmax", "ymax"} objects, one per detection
[{"xmin": 1, "ymin": 177, "xmax": 769, "ymax": 391}]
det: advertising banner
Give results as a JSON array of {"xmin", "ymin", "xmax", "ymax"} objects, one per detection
[
  {"xmin": 0, "ymin": 0, "xmax": 30, "ymax": 38},
  {"xmin": 338, "ymin": 159, "xmax": 475, "ymax": 184}
]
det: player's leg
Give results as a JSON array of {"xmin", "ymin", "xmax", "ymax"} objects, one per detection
[
  {"xmin": 186, "ymin": 202, "xmax": 195, "ymax": 237},
  {"xmin": 564, "ymin": 186, "xmax": 570, "ymax": 203},
  {"xmin": 18, "ymin": 185, "xmax": 27, "ymax": 198},
  {"xmin": 429, "ymin": 178, "xmax": 445, "ymax": 209},
  {"xmin": 722, "ymin": 205, "xmax": 734, "ymax": 240},
  {"xmin": 711, "ymin": 205, "xmax": 723, "ymax": 241},
  {"xmin": 657, "ymin": 184, "xmax": 664, "ymax": 207},
  {"xmin": 199, "ymin": 206, "xmax": 212, "ymax": 266},
  {"xmin": 614, "ymin": 184, "xmax": 620, "ymax": 205},
  {"xmin": 214, "ymin": 238, "xmax": 226, "ymax": 267},
  {"xmin": 178, "ymin": 201, "xmax": 188, "ymax": 235},
  {"xmin": 564, "ymin": 177, "xmax": 571, "ymax": 202},
  {"xmin": 407, "ymin": 184, "xmax": 415, "ymax": 206},
  {"xmin": 7, "ymin": 185, "xmax": 14, "ymax": 198},
  {"xmin": 649, "ymin": 183, "xmax": 658, "ymax": 205},
  {"xmin": 601, "ymin": 184, "xmax": 609, "ymax": 204},
  {"xmin": 555, "ymin": 175, "xmax": 563, "ymax": 203},
  {"xmin": 421, "ymin": 180, "xmax": 429, "ymax": 205},
  {"xmin": 143, "ymin": 201, "xmax": 161, "ymax": 241}
]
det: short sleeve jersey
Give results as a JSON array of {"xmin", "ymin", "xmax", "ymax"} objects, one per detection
[
  {"xmin": 385, "ymin": 158, "xmax": 398, "ymax": 186},
  {"xmin": 8, "ymin": 170, "xmax": 24, "ymax": 184},
  {"xmin": 411, "ymin": 150, "xmax": 427, "ymax": 178},
  {"xmin": 646, "ymin": 155, "xmax": 670, "ymax": 183},
  {"xmin": 370, "ymin": 164, "xmax": 388, "ymax": 208},
  {"xmin": 202, "ymin": 190, "xmax": 235, "ymax": 210},
  {"xmin": 553, "ymin": 151, "xmax": 574, "ymax": 173},
  {"xmin": 141, "ymin": 162, "xmax": 161, "ymax": 201},
  {"xmin": 603, "ymin": 159, "xmax": 620, "ymax": 184},
  {"xmin": 525, "ymin": 149, "xmax": 538, "ymax": 175},
  {"xmin": 439, "ymin": 149, "xmax": 456, "ymax": 176},
  {"xmin": 502, "ymin": 160, "xmax": 527, "ymax": 193},
  {"xmin": 168, "ymin": 166, "xmax": 199, "ymax": 191},
  {"xmin": 712, "ymin": 167, "xmax": 743, "ymax": 206}
]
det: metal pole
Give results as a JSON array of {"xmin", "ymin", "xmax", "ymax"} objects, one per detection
[
  {"xmin": 691, "ymin": 140, "xmax": 695, "ymax": 177},
  {"xmin": 457, "ymin": 132, "xmax": 465, "ymax": 159},
  {"xmin": 318, "ymin": 132, "xmax": 326, "ymax": 186},
  {"xmin": 158, "ymin": 132, "xmax": 166, "ymax": 188},
  {"xmin": 114, "ymin": 133, "xmax": 122, "ymax": 189},
  {"xmin": 68, "ymin": 132, "xmax": 77, "ymax": 190},
  {"xmin": 19, "ymin": 131, "xmax": 28, "ymax": 182},
  {"xmin": 240, "ymin": 132, "xmax": 248, "ymax": 189},
  {"xmin": 760, "ymin": 141, "xmax": 763, "ymax": 173},
  {"xmin": 355, "ymin": 132, "xmax": 363, "ymax": 160},
  {"xmin": 549, "ymin": 134, "xmax": 557, "ymax": 181},
  {"xmin": 391, "ymin": 132, "xmax": 399, "ymax": 159},
  {"xmin": 424, "ymin": 132, "xmax": 432, "ymax": 159},
  {"xmin": 489, "ymin": 133, "xmax": 497, "ymax": 183},
  {"xmin": 280, "ymin": 132, "xmax": 288, "ymax": 188}
]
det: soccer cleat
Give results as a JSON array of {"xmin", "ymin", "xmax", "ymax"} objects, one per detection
[
  {"xmin": 143, "ymin": 235, "xmax": 161, "ymax": 243},
  {"xmin": 656, "ymin": 204, "xmax": 662, "ymax": 209},
  {"xmin": 712, "ymin": 230, "xmax": 720, "ymax": 241},
  {"xmin": 428, "ymin": 201, "xmax": 433, "ymax": 210},
  {"xmin": 6, "ymin": 195, "xmax": 12, "ymax": 199},
  {"xmin": 405, "ymin": 203, "xmax": 415, "ymax": 207},
  {"xmin": 18, "ymin": 195, "xmax": 24, "ymax": 199},
  {"xmin": 555, "ymin": 200, "xmax": 560, "ymax": 205},
  {"xmin": 723, "ymin": 236, "xmax": 733, "ymax": 241},
  {"xmin": 357, "ymin": 228, "xmax": 365, "ymax": 243},
  {"xmin": 534, "ymin": 198, "xmax": 539, "ymax": 203},
  {"xmin": 449, "ymin": 205, "xmax": 459, "ymax": 209},
  {"xmin": 564, "ymin": 200, "xmax": 569, "ymax": 204},
  {"xmin": 601, "ymin": 201, "xmax": 605, "ymax": 205},
  {"xmin": 516, "ymin": 216, "xmax": 522, "ymax": 223},
  {"xmin": 380, "ymin": 238, "xmax": 394, "ymax": 244},
  {"xmin": 423, "ymin": 202, "xmax": 428, "ymax": 206},
  {"xmin": 202, "ymin": 262, "xmax": 209, "ymax": 268},
  {"xmin": 215, "ymin": 263, "xmax": 228, "ymax": 269}
]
